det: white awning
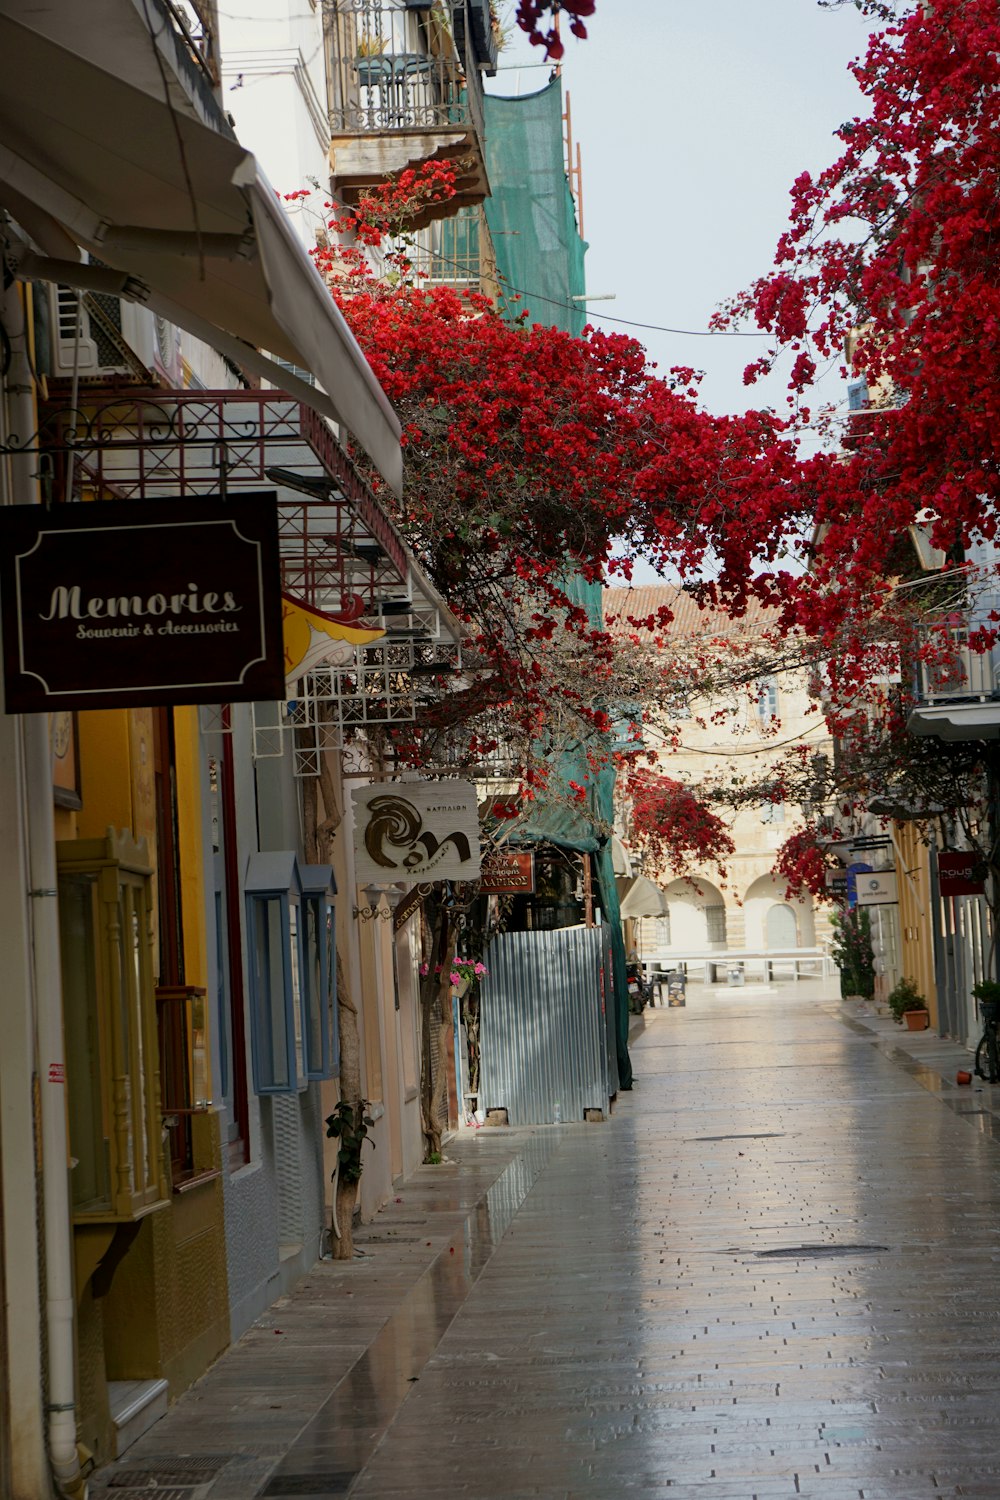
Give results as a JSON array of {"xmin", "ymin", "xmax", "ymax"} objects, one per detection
[
  {"xmin": 616, "ymin": 876, "xmax": 668, "ymax": 920},
  {"xmin": 0, "ymin": 0, "xmax": 402, "ymax": 495},
  {"xmin": 610, "ymin": 835, "xmax": 633, "ymax": 878},
  {"xmin": 908, "ymin": 704, "xmax": 1000, "ymax": 742}
]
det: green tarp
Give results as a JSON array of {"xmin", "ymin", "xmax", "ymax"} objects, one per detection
[{"xmin": 483, "ymin": 82, "xmax": 632, "ymax": 1089}]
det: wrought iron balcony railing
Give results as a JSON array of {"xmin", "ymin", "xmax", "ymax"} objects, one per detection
[
  {"xmin": 392, "ymin": 205, "xmax": 498, "ymax": 295},
  {"xmin": 328, "ymin": 0, "xmax": 485, "ymax": 142},
  {"xmin": 913, "ymin": 624, "xmax": 1000, "ymax": 704}
]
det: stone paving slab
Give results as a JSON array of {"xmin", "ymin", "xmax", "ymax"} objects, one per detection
[{"xmin": 91, "ymin": 980, "xmax": 1000, "ymax": 1498}]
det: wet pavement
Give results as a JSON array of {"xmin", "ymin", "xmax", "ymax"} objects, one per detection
[{"xmin": 95, "ymin": 979, "xmax": 1000, "ymax": 1499}]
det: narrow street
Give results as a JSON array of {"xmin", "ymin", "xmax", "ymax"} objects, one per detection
[{"xmin": 97, "ymin": 980, "xmax": 1000, "ymax": 1500}]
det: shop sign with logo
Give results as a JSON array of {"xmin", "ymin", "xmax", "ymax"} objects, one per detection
[
  {"xmin": 0, "ymin": 494, "xmax": 284, "ymax": 712},
  {"xmin": 856, "ymin": 870, "xmax": 898, "ymax": 906},
  {"xmin": 938, "ymin": 851, "xmax": 985, "ymax": 898},
  {"xmin": 352, "ymin": 781, "xmax": 481, "ymax": 883},
  {"xmin": 480, "ymin": 850, "xmax": 536, "ymax": 894}
]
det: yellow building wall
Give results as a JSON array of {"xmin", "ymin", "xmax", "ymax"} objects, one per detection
[
  {"xmin": 69, "ymin": 706, "xmax": 230, "ymax": 1463},
  {"xmin": 893, "ymin": 822, "xmax": 938, "ymax": 1026}
]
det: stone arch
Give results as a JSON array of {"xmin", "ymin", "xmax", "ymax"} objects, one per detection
[
  {"xmin": 663, "ymin": 877, "xmax": 728, "ymax": 950},
  {"xmin": 743, "ymin": 872, "xmax": 815, "ymax": 948}
]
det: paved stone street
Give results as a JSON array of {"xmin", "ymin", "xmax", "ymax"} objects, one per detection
[{"xmin": 95, "ymin": 980, "xmax": 1000, "ymax": 1499}]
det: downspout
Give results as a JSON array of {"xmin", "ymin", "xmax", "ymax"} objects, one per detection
[{"xmin": 2, "ymin": 277, "xmax": 86, "ymax": 1498}]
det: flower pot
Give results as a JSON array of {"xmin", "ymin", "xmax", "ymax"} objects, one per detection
[
  {"xmin": 957, "ymin": 1070, "xmax": 972, "ymax": 1086},
  {"xmin": 904, "ymin": 1008, "xmax": 929, "ymax": 1031}
]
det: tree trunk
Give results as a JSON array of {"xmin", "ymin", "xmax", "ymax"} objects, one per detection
[
  {"xmin": 418, "ymin": 895, "xmax": 456, "ymax": 1160},
  {"xmin": 304, "ymin": 744, "xmax": 366, "ymax": 1260},
  {"xmin": 331, "ymin": 948, "xmax": 363, "ymax": 1260}
]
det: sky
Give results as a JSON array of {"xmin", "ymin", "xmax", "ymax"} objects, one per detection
[{"xmin": 486, "ymin": 0, "xmax": 878, "ymax": 437}]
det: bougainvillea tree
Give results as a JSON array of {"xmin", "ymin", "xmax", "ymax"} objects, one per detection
[
  {"xmin": 515, "ymin": 0, "xmax": 595, "ymax": 59},
  {"xmin": 625, "ymin": 769, "xmax": 735, "ymax": 879},
  {"xmin": 719, "ymin": 0, "xmax": 1000, "ymax": 646}
]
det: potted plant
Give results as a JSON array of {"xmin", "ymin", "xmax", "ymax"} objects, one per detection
[
  {"xmin": 887, "ymin": 976, "xmax": 930, "ymax": 1031},
  {"xmin": 830, "ymin": 908, "xmax": 875, "ymax": 1000}
]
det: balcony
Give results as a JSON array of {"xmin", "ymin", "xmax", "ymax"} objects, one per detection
[
  {"xmin": 33, "ymin": 389, "xmax": 463, "ymax": 770},
  {"xmin": 908, "ymin": 622, "xmax": 1000, "ymax": 741},
  {"xmin": 327, "ymin": 1, "xmax": 490, "ymax": 226},
  {"xmin": 397, "ymin": 205, "xmax": 499, "ymax": 297}
]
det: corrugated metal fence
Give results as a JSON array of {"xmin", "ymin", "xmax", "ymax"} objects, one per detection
[{"xmin": 479, "ymin": 926, "xmax": 612, "ymax": 1125}]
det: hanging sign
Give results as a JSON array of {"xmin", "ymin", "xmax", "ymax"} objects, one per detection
[
  {"xmin": 480, "ymin": 850, "xmax": 536, "ymax": 894},
  {"xmin": 352, "ymin": 781, "xmax": 481, "ymax": 884},
  {"xmin": 937, "ymin": 851, "xmax": 985, "ymax": 898},
  {"xmin": 856, "ymin": 870, "xmax": 898, "ymax": 906},
  {"xmin": 393, "ymin": 882, "xmax": 434, "ymax": 932},
  {"xmin": 0, "ymin": 494, "xmax": 284, "ymax": 713}
]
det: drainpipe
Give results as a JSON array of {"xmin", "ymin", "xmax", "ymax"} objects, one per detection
[{"xmin": 2, "ymin": 279, "xmax": 86, "ymax": 1498}]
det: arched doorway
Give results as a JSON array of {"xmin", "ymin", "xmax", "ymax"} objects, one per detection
[
  {"xmin": 766, "ymin": 902, "xmax": 798, "ymax": 949},
  {"xmin": 662, "ymin": 877, "xmax": 727, "ymax": 950}
]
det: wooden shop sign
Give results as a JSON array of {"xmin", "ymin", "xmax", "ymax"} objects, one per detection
[
  {"xmin": 0, "ymin": 494, "xmax": 284, "ymax": 713},
  {"xmin": 352, "ymin": 781, "xmax": 481, "ymax": 884},
  {"xmin": 480, "ymin": 850, "xmax": 536, "ymax": 894},
  {"xmin": 393, "ymin": 882, "xmax": 434, "ymax": 932}
]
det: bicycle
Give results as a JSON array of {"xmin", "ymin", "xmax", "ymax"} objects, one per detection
[{"xmin": 975, "ymin": 997, "xmax": 1000, "ymax": 1083}]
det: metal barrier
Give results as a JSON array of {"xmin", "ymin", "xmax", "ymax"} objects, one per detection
[{"xmin": 479, "ymin": 926, "xmax": 611, "ymax": 1126}]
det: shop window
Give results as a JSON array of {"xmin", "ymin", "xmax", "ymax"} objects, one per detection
[
  {"xmin": 155, "ymin": 984, "xmax": 211, "ymax": 1184},
  {"xmin": 245, "ymin": 852, "xmax": 337, "ymax": 1093},
  {"xmin": 300, "ymin": 864, "xmax": 338, "ymax": 1080},
  {"xmin": 57, "ymin": 831, "xmax": 169, "ymax": 1220}
]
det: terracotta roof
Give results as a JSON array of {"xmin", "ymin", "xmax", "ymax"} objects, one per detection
[{"xmin": 603, "ymin": 585, "xmax": 779, "ymax": 640}]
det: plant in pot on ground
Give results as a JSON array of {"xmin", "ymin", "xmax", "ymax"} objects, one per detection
[{"xmin": 887, "ymin": 976, "xmax": 930, "ymax": 1029}]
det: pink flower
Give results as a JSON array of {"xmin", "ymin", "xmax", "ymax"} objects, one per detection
[
  {"xmin": 419, "ymin": 963, "xmax": 428, "ymax": 977},
  {"xmin": 450, "ymin": 971, "xmax": 462, "ymax": 986}
]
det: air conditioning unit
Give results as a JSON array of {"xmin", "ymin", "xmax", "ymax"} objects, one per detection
[{"xmin": 48, "ymin": 279, "xmax": 181, "ymax": 386}]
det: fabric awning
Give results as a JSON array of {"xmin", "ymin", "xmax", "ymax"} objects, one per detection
[
  {"xmin": 610, "ymin": 835, "xmax": 633, "ymax": 878},
  {"xmin": 908, "ymin": 704, "xmax": 1000, "ymax": 742},
  {"xmin": 0, "ymin": 0, "xmax": 402, "ymax": 496},
  {"xmin": 616, "ymin": 876, "xmax": 668, "ymax": 920}
]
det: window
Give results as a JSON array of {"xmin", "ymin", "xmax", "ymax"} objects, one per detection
[
  {"xmin": 156, "ymin": 985, "xmax": 211, "ymax": 1184},
  {"xmin": 757, "ymin": 677, "xmax": 779, "ymax": 725},
  {"xmin": 301, "ymin": 864, "xmax": 339, "ymax": 1080},
  {"xmin": 705, "ymin": 904, "xmax": 727, "ymax": 946},
  {"xmin": 57, "ymin": 831, "xmax": 168, "ymax": 1220},
  {"xmin": 761, "ymin": 800, "xmax": 785, "ymax": 825},
  {"xmin": 245, "ymin": 852, "xmax": 337, "ymax": 1093}
]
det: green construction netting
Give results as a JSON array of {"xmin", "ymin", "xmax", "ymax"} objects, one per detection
[
  {"xmin": 484, "ymin": 80, "xmax": 587, "ymax": 336},
  {"xmin": 483, "ymin": 83, "xmax": 632, "ymax": 1088}
]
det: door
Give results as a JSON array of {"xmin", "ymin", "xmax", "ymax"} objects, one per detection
[{"xmin": 766, "ymin": 903, "xmax": 798, "ymax": 949}]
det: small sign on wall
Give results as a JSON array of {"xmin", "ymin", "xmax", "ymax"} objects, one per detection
[
  {"xmin": 0, "ymin": 494, "xmax": 284, "ymax": 713},
  {"xmin": 352, "ymin": 781, "xmax": 481, "ymax": 884},
  {"xmin": 480, "ymin": 850, "xmax": 536, "ymax": 894}
]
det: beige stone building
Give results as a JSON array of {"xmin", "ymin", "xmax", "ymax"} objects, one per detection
[{"xmin": 605, "ymin": 586, "xmax": 834, "ymax": 975}]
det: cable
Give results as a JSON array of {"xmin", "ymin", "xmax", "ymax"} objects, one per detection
[{"xmin": 493, "ymin": 282, "xmax": 774, "ymax": 337}]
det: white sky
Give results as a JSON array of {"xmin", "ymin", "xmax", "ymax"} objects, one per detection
[{"xmin": 488, "ymin": 0, "xmax": 878, "ymax": 432}]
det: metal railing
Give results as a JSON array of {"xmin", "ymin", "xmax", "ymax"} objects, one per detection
[
  {"xmin": 394, "ymin": 205, "xmax": 496, "ymax": 292},
  {"xmin": 914, "ymin": 624, "xmax": 1000, "ymax": 703},
  {"xmin": 328, "ymin": 0, "xmax": 484, "ymax": 140}
]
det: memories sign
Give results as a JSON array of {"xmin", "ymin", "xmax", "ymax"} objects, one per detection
[{"xmin": 0, "ymin": 494, "xmax": 284, "ymax": 713}]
